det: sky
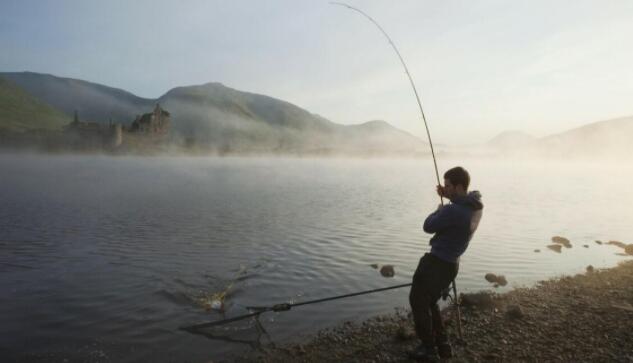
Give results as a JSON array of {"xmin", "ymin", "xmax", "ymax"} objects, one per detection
[{"xmin": 1, "ymin": 0, "xmax": 632, "ymax": 144}]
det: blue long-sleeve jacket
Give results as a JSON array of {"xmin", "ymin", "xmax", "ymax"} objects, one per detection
[{"xmin": 423, "ymin": 191, "xmax": 483, "ymax": 263}]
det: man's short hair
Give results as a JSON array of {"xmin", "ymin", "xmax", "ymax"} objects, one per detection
[{"xmin": 444, "ymin": 166, "xmax": 470, "ymax": 190}]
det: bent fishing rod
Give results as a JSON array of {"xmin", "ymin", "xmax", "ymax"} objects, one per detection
[
  {"xmin": 330, "ymin": 2, "xmax": 463, "ymax": 339},
  {"xmin": 330, "ymin": 2, "xmax": 442, "ymax": 200},
  {"xmin": 181, "ymin": 3, "xmax": 463, "ymax": 338}
]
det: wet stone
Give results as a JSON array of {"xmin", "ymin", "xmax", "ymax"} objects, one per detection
[
  {"xmin": 485, "ymin": 273, "xmax": 497, "ymax": 283},
  {"xmin": 607, "ymin": 240, "xmax": 627, "ymax": 249},
  {"xmin": 380, "ymin": 265, "xmax": 395, "ymax": 277},
  {"xmin": 506, "ymin": 305, "xmax": 525, "ymax": 319},
  {"xmin": 552, "ymin": 236, "xmax": 572, "ymax": 248},
  {"xmin": 547, "ymin": 244, "xmax": 562, "ymax": 253},
  {"xmin": 461, "ymin": 292, "xmax": 495, "ymax": 309},
  {"xmin": 485, "ymin": 273, "xmax": 508, "ymax": 286},
  {"xmin": 497, "ymin": 275, "xmax": 508, "ymax": 286},
  {"xmin": 247, "ymin": 260, "xmax": 633, "ymax": 363},
  {"xmin": 394, "ymin": 325, "xmax": 415, "ymax": 341}
]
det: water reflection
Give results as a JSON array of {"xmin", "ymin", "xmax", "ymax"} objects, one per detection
[{"xmin": 0, "ymin": 155, "xmax": 631, "ymax": 361}]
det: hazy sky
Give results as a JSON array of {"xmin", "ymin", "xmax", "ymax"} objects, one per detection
[{"xmin": 1, "ymin": 0, "xmax": 632, "ymax": 144}]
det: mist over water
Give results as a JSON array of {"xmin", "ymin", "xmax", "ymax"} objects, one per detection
[{"xmin": 1, "ymin": 154, "xmax": 631, "ymax": 361}]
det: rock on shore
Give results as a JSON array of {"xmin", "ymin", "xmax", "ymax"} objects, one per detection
[
  {"xmin": 551, "ymin": 236, "xmax": 572, "ymax": 248},
  {"xmin": 237, "ymin": 260, "xmax": 633, "ymax": 362}
]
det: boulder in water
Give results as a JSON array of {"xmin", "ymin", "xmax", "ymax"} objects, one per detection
[
  {"xmin": 595, "ymin": 240, "xmax": 603, "ymax": 245},
  {"xmin": 552, "ymin": 236, "xmax": 572, "ymax": 248},
  {"xmin": 369, "ymin": 263, "xmax": 379, "ymax": 269},
  {"xmin": 485, "ymin": 273, "xmax": 497, "ymax": 283},
  {"xmin": 547, "ymin": 244, "xmax": 562, "ymax": 253},
  {"xmin": 496, "ymin": 275, "xmax": 508, "ymax": 286},
  {"xmin": 607, "ymin": 240, "xmax": 627, "ymax": 248},
  {"xmin": 485, "ymin": 273, "xmax": 508, "ymax": 286},
  {"xmin": 380, "ymin": 265, "xmax": 395, "ymax": 277},
  {"xmin": 534, "ymin": 249, "xmax": 541, "ymax": 253},
  {"xmin": 605, "ymin": 240, "xmax": 633, "ymax": 255}
]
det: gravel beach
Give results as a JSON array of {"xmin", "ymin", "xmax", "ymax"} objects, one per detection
[{"xmin": 236, "ymin": 259, "xmax": 633, "ymax": 362}]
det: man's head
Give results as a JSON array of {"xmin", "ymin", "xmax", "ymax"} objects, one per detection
[{"xmin": 443, "ymin": 166, "xmax": 470, "ymax": 199}]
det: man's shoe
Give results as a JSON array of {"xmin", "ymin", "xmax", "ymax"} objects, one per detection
[
  {"xmin": 407, "ymin": 344, "xmax": 438, "ymax": 361},
  {"xmin": 436, "ymin": 341, "xmax": 452, "ymax": 359}
]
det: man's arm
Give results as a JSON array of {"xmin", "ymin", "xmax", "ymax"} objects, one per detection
[{"xmin": 423, "ymin": 205, "xmax": 455, "ymax": 233}]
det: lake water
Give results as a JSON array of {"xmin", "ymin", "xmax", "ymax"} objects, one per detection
[{"xmin": 1, "ymin": 154, "xmax": 631, "ymax": 362}]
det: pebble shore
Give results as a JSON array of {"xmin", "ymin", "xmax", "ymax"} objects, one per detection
[{"xmin": 236, "ymin": 260, "xmax": 633, "ymax": 362}]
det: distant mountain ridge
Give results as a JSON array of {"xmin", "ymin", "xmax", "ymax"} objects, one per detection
[
  {"xmin": 0, "ymin": 71, "xmax": 427, "ymax": 155},
  {"xmin": 537, "ymin": 116, "xmax": 633, "ymax": 157},
  {"xmin": 487, "ymin": 130, "xmax": 536, "ymax": 149},
  {"xmin": 7, "ymin": 71, "xmax": 628, "ymax": 158},
  {"xmin": 488, "ymin": 116, "xmax": 633, "ymax": 158}
]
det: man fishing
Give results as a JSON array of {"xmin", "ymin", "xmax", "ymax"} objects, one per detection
[{"xmin": 409, "ymin": 166, "xmax": 483, "ymax": 361}]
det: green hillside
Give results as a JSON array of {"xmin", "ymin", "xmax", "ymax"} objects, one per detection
[
  {"xmin": 0, "ymin": 76, "xmax": 70, "ymax": 131},
  {"xmin": 159, "ymin": 82, "xmax": 337, "ymax": 132},
  {"xmin": 0, "ymin": 72, "xmax": 153, "ymax": 124},
  {"xmin": 0, "ymin": 72, "xmax": 428, "ymax": 155}
]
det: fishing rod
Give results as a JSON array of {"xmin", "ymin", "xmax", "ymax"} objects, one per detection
[
  {"xmin": 330, "ymin": 2, "xmax": 463, "ymax": 339},
  {"xmin": 330, "ymin": 2, "xmax": 442, "ymax": 201},
  {"xmin": 180, "ymin": 282, "xmax": 413, "ymax": 332},
  {"xmin": 181, "ymin": 2, "xmax": 464, "ymax": 340}
]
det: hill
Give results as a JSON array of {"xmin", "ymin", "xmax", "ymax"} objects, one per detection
[
  {"xmin": 487, "ymin": 130, "xmax": 536, "ymax": 149},
  {"xmin": 0, "ymin": 72, "xmax": 154, "ymax": 124},
  {"xmin": 157, "ymin": 83, "xmax": 425, "ymax": 154},
  {"xmin": 536, "ymin": 116, "xmax": 633, "ymax": 158},
  {"xmin": 0, "ymin": 72, "xmax": 427, "ymax": 155},
  {"xmin": 0, "ymin": 76, "xmax": 70, "ymax": 131},
  {"xmin": 488, "ymin": 117, "xmax": 633, "ymax": 159}
]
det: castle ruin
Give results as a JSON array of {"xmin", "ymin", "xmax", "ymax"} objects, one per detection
[
  {"xmin": 65, "ymin": 111, "xmax": 122, "ymax": 149},
  {"xmin": 63, "ymin": 104, "xmax": 170, "ymax": 151},
  {"xmin": 130, "ymin": 104, "xmax": 170, "ymax": 134}
]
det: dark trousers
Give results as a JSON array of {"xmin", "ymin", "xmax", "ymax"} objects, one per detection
[{"xmin": 409, "ymin": 253, "xmax": 458, "ymax": 347}]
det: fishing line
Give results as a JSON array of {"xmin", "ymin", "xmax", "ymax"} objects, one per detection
[
  {"xmin": 180, "ymin": 282, "xmax": 458, "ymax": 332},
  {"xmin": 180, "ymin": 282, "xmax": 413, "ymax": 332},
  {"xmin": 330, "ymin": 2, "xmax": 442, "ymax": 204},
  {"xmin": 181, "ymin": 2, "xmax": 465, "ymax": 341},
  {"xmin": 331, "ymin": 2, "xmax": 463, "ymax": 339}
]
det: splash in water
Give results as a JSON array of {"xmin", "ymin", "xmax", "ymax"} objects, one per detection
[{"xmin": 197, "ymin": 264, "xmax": 248, "ymax": 312}]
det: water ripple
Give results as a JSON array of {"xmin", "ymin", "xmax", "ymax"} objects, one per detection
[{"xmin": 0, "ymin": 155, "xmax": 631, "ymax": 362}]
